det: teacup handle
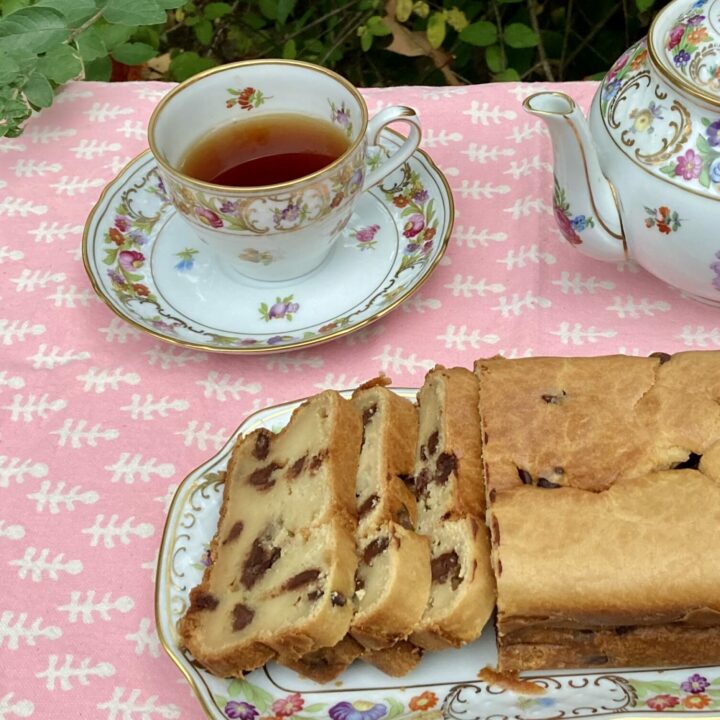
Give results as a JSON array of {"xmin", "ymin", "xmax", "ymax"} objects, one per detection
[{"xmin": 362, "ymin": 106, "xmax": 422, "ymax": 190}]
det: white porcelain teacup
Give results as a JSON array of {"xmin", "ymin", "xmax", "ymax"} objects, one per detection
[{"xmin": 148, "ymin": 59, "xmax": 422, "ymax": 282}]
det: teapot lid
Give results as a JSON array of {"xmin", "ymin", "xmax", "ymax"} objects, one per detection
[{"xmin": 650, "ymin": 0, "xmax": 720, "ymax": 105}]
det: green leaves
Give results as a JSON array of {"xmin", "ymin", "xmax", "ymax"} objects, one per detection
[
  {"xmin": 459, "ymin": 20, "xmax": 497, "ymax": 47},
  {"xmin": 102, "ymin": 0, "xmax": 167, "ymax": 26},
  {"xmin": 426, "ymin": 12, "xmax": 446, "ymax": 49},
  {"xmin": 170, "ymin": 51, "xmax": 217, "ymax": 81},
  {"xmin": 0, "ymin": 7, "xmax": 68, "ymax": 53},
  {"xmin": 503, "ymin": 22, "xmax": 539, "ymax": 48},
  {"xmin": 75, "ymin": 26, "xmax": 106, "ymax": 61},
  {"xmin": 37, "ymin": 44, "xmax": 82, "ymax": 82},
  {"xmin": 23, "ymin": 72, "xmax": 53, "ymax": 107},
  {"xmin": 35, "ymin": 0, "xmax": 98, "ymax": 28},
  {"xmin": 258, "ymin": 0, "xmax": 295, "ymax": 24},
  {"xmin": 112, "ymin": 41, "xmax": 157, "ymax": 65},
  {"xmin": 635, "ymin": 0, "xmax": 656, "ymax": 10},
  {"xmin": 205, "ymin": 3, "xmax": 232, "ymax": 21}
]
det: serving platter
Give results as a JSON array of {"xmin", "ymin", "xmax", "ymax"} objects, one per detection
[{"xmin": 155, "ymin": 391, "xmax": 720, "ymax": 719}]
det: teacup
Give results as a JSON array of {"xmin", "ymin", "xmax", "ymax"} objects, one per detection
[{"xmin": 148, "ymin": 59, "xmax": 421, "ymax": 282}]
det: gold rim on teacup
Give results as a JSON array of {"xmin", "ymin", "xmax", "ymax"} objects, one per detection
[{"xmin": 147, "ymin": 58, "xmax": 371, "ymax": 194}]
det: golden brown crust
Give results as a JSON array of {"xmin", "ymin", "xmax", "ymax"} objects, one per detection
[
  {"xmin": 499, "ymin": 625, "xmax": 720, "ymax": 672},
  {"xmin": 411, "ymin": 517, "xmax": 495, "ymax": 650},
  {"xmin": 438, "ymin": 366, "xmax": 485, "ymax": 518},
  {"xmin": 363, "ymin": 640, "xmax": 423, "ymax": 676},
  {"xmin": 351, "ymin": 524, "xmax": 431, "ymax": 650},
  {"xmin": 281, "ymin": 636, "xmax": 364, "ymax": 683},
  {"xmin": 476, "ymin": 352, "xmax": 720, "ymax": 672}
]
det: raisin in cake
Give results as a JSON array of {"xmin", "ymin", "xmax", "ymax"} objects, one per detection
[
  {"xmin": 476, "ymin": 352, "xmax": 720, "ymax": 671},
  {"xmin": 285, "ymin": 380, "xmax": 431, "ymax": 681},
  {"xmin": 410, "ymin": 366, "xmax": 496, "ymax": 651},
  {"xmin": 179, "ymin": 390, "xmax": 362, "ymax": 677}
]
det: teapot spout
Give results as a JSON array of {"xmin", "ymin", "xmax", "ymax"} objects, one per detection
[{"xmin": 523, "ymin": 92, "xmax": 626, "ymax": 263}]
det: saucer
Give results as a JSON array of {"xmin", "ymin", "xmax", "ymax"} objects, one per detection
[{"xmin": 83, "ymin": 130, "xmax": 453, "ymax": 353}]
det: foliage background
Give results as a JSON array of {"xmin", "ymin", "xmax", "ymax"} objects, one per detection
[{"xmin": 0, "ymin": 0, "xmax": 671, "ymax": 137}]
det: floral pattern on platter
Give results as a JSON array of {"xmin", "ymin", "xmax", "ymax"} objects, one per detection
[
  {"xmin": 644, "ymin": 205, "xmax": 683, "ymax": 233},
  {"xmin": 632, "ymin": 671, "xmax": 720, "ymax": 711},
  {"xmin": 212, "ymin": 678, "xmax": 411, "ymax": 720},
  {"xmin": 162, "ymin": 149, "xmax": 365, "ymax": 235},
  {"xmin": 226, "ymin": 87, "xmax": 268, "ymax": 111},
  {"xmin": 553, "ymin": 177, "xmax": 595, "ymax": 246},
  {"xmin": 259, "ymin": 295, "xmax": 299, "ymax": 322}
]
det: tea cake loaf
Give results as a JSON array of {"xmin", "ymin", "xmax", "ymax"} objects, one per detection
[
  {"xmin": 283, "ymin": 380, "xmax": 431, "ymax": 681},
  {"xmin": 476, "ymin": 352, "xmax": 720, "ymax": 671},
  {"xmin": 179, "ymin": 390, "xmax": 362, "ymax": 677},
  {"xmin": 410, "ymin": 366, "xmax": 496, "ymax": 650}
]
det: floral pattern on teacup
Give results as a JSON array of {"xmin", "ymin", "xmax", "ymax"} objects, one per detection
[
  {"xmin": 330, "ymin": 99, "xmax": 354, "ymax": 138},
  {"xmin": 240, "ymin": 248, "xmax": 275, "ymax": 265},
  {"xmin": 161, "ymin": 145, "xmax": 366, "ymax": 235},
  {"xmin": 226, "ymin": 87, "xmax": 268, "ymax": 111}
]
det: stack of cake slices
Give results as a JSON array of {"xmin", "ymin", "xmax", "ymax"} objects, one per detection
[{"xmin": 179, "ymin": 370, "xmax": 497, "ymax": 680}]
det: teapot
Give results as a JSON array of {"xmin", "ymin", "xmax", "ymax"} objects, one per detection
[{"xmin": 524, "ymin": 0, "xmax": 720, "ymax": 305}]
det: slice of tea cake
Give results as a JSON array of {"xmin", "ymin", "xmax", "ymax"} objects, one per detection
[
  {"xmin": 350, "ymin": 381, "xmax": 430, "ymax": 652},
  {"xmin": 283, "ymin": 380, "xmax": 431, "ymax": 681},
  {"xmin": 410, "ymin": 366, "xmax": 496, "ymax": 651},
  {"xmin": 179, "ymin": 390, "xmax": 362, "ymax": 677}
]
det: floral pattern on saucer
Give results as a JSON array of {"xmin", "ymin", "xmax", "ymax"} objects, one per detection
[
  {"xmin": 83, "ymin": 130, "xmax": 452, "ymax": 353},
  {"xmin": 156, "ymin": 395, "xmax": 720, "ymax": 720}
]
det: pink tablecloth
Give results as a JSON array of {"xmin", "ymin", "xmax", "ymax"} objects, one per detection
[{"xmin": 1, "ymin": 79, "xmax": 718, "ymax": 717}]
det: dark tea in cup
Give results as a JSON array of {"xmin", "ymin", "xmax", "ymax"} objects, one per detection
[{"xmin": 179, "ymin": 113, "xmax": 350, "ymax": 187}]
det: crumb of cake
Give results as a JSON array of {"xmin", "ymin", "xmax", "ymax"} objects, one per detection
[
  {"xmin": 478, "ymin": 667, "xmax": 545, "ymax": 695},
  {"xmin": 356, "ymin": 374, "xmax": 392, "ymax": 391},
  {"xmin": 334, "ymin": 681, "xmax": 343, "ymax": 687}
]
